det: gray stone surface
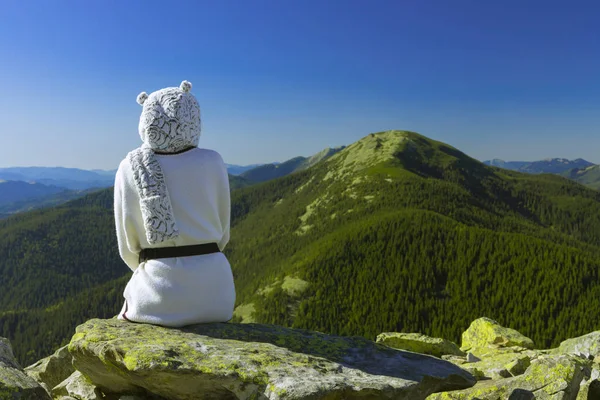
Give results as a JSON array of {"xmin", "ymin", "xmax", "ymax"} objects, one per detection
[
  {"xmin": 68, "ymin": 319, "xmax": 476, "ymax": 400},
  {"xmin": 0, "ymin": 336, "xmax": 51, "ymax": 399},
  {"xmin": 25, "ymin": 345, "xmax": 74, "ymax": 393}
]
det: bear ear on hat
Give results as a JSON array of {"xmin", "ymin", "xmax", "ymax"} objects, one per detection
[
  {"xmin": 136, "ymin": 92, "xmax": 148, "ymax": 106},
  {"xmin": 180, "ymin": 80, "xmax": 192, "ymax": 93}
]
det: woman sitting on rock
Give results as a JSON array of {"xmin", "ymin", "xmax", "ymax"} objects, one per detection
[{"xmin": 114, "ymin": 80, "xmax": 235, "ymax": 327}]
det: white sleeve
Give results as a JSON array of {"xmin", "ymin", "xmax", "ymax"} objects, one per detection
[
  {"xmin": 114, "ymin": 160, "xmax": 141, "ymax": 271},
  {"xmin": 216, "ymin": 153, "xmax": 231, "ymax": 251}
]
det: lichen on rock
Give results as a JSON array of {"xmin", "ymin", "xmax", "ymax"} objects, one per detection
[
  {"xmin": 0, "ymin": 337, "xmax": 51, "ymax": 399},
  {"xmin": 52, "ymin": 371, "xmax": 104, "ymax": 400},
  {"xmin": 25, "ymin": 344, "xmax": 74, "ymax": 394},
  {"xmin": 376, "ymin": 332, "xmax": 465, "ymax": 358},
  {"xmin": 461, "ymin": 317, "xmax": 535, "ymax": 354},
  {"xmin": 558, "ymin": 331, "xmax": 600, "ymax": 360},
  {"xmin": 68, "ymin": 318, "xmax": 475, "ymax": 399},
  {"xmin": 427, "ymin": 354, "xmax": 591, "ymax": 400}
]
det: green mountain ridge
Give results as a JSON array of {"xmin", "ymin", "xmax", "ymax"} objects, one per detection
[
  {"xmin": 239, "ymin": 146, "xmax": 345, "ymax": 183},
  {"xmin": 0, "ymin": 185, "xmax": 99, "ymax": 218},
  {"xmin": 3, "ymin": 130, "xmax": 600, "ymax": 367},
  {"xmin": 560, "ymin": 164, "xmax": 600, "ymax": 190}
]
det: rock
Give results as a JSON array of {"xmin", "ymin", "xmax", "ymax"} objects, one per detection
[
  {"xmin": 466, "ymin": 353, "xmax": 481, "ymax": 363},
  {"xmin": 0, "ymin": 336, "xmax": 51, "ymax": 399},
  {"xmin": 505, "ymin": 355, "xmax": 531, "ymax": 377},
  {"xmin": 459, "ymin": 352, "xmax": 531, "ymax": 381},
  {"xmin": 52, "ymin": 371, "xmax": 104, "ymax": 400},
  {"xmin": 69, "ymin": 319, "xmax": 476, "ymax": 400},
  {"xmin": 376, "ymin": 332, "xmax": 465, "ymax": 358},
  {"xmin": 461, "ymin": 317, "xmax": 534, "ymax": 353},
  {"xmin": 25, "ymin": 345, "xmax": 74, "ymax": 393},
  {"xmin": 427, "ymin": 354, "xmax": 590, "ymax": 400},
  {"xmin": 577, "ymin": 367, "xmax": 600, "ymax": 400},
  {"xmin": 508, "ymin": 389, "xmax": 535, "ymax": 400},
  {"xmin": 559, "ymin": 331, "xmax": 600, "ymax": 359}
]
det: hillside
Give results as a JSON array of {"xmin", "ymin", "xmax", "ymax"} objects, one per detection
[
  {"xmin": 4, "ymin": 130, "xmax": 600, "ymax": 367},
  {"xmin": 228, "ymin": 174, "xmax": 253, "ymax": 190},
  {"xmin": 560, "ymin": 164, "xmax": 600, "ymax": 190},
  {"xmin": 240, "ymin": 146, "xmax": 345, "ymax": 183},
  {"xmin": 0, "ymin": 183, "xmax": 97, "ymax": 217}
]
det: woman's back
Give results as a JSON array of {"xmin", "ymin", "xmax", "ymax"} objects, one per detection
[
  {"xmin": 117, "ymin": 148, "xmax": 230, "ymax": 252},
  {"xmin": 114, "ymin": 81, "xmax": 235, "ymax": 327}
]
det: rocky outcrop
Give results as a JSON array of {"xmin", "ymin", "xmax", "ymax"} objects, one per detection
[
  {"xmin": 67, "ymin": 319, "xmax": 475, "ymax": 399},
  {"xmin": 52, "ymin": 371, "xmax": 105, "ymax": 400},
  {"xmin": 558, "ymin": 331, "xmax": 600, "ymax": 359},
  {"xmin": 18, "ymin": 316, "xmax": 600, "ymax": 399},
  {"xmin": 0, "ymin": 336, "xmax": 51, "ymax": 399},
  {"xmin": 376, "ymin": 332, "xmax": 465, "ymax": 358},
  {"xmin": 428, "ymin": 319, "xmax": 600, "ymax": 399},
  {"xmin": 461, "ymin": 317, "xmax": 534, "ymax": 355},
  {"xmin": 429, "ymin": 354, "xmax": 592, "ymax": 399},
  {"xmin": 25, "ymin": 345, "xmax": 74, "ymax": 394}
]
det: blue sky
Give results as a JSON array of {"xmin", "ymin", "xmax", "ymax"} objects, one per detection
[{"xmin": 1, "ymin": 0, "xmax": 599, "ymax": 169}]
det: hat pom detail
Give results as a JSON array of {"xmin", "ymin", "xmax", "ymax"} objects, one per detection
[
  {"xmin": 136, "ymin": 92, "xmax": 149, "ymax": 105},
  {"xmin": 180, "ymin": 80, "xmax": 192, "ymax": 92}
]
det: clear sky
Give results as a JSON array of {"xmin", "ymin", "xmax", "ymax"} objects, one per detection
[{"xmin": 1, "ymin": 0, "xmax": 599, "ymax": 169}]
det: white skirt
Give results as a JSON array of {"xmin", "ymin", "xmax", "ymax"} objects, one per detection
[{"xmin": 117, "ymin": 252, "xmax": 236, "ymax": 327}]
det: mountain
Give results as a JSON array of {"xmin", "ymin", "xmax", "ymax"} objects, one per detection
[
  {"xmin": 0, "ymin": 167, "xmax": 115, "ymax": 190},
  {"xmin": 0, "ymin": 181, "xmax": 67, "ymax": 205},
  {"xmin": 0, "ymin": 185, "xmax": 98, "ymax": 217},
  {"xmin": 483, "ymin": 159, "xmax": 529, "ymax": 170},
  {"xmin": 559, "ymin": 164, "xmax": 600, "ymax": 190},
  {"xmin": 90, "ymin": 169, "xmax": 118, "ymax": 177},
  {"xmin": 226, "ymin": 163, "xmax": 264, "ymax": 175},
  {"xmin": 240, "ymin": 146, "xmax": 345, "ymax": 183},
  {"xmin": 228, "ymin": 174, "xmax": 252, "ymax": 190},
  {"xmin": 484, "ymin": 158, "xmax": 594, "ymax": 174},
  {"xmin": 5, "ymin": 130, "xmax": 600, "ymax": 368}
]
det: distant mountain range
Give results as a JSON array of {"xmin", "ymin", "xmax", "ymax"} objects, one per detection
[
  {"xmin": 0, "ymin": 152, "xmax": 345, "ymax": 217},
  {"xmin": 483, "ymin": 158, "xmax": 594, "ymax": 174},
  {"xmin": 4, "ymin": 154, "xmax": 599, "ymax": 221},
  {"xmin": 0, "ymin": 167, "xmax": 117, "ymax": 190},
  {"xmin": 239, "ymin": 146, "xmax": 346, "ymax": 183},
  {"xmin": 0, "ymin": 180, "xmax": 66, "ymax": 204},
  {"xmin": 0, "ymin": 181, "xmax": 99, "ymax": 217},
  {"xmin": 484, "ymin": 158, "xmax": 600, "ymax": 189},
  {"xmin": 225, "ymin": 163, "xmax": 265, "ymax": 175}
]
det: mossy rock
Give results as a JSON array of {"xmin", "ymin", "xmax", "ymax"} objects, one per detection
[
  {"xmin": 458, "ymin": 352, "xmax": 533, "ymax": 381},
  {"xmin": 25, "ymin": 345, "xmax": 74, "ymax": 393},
  {"xmin": 52, "ymin": 371, "xmax": 103, "ymax": 400},
  {"xmin": 576, "ymin": 367, "xmax": 600, "ymax": 400},
  {"xmin": 461, "ymin": 318, "xmax": 534, "ymax": 352},
  {"xmin": 376, "ymin": 332, "xmax": 465, "ymax": 358},
  {"xmin": 68, "ymin": 319, "xmax": 476, "ymax": 399},
  {"xmin": 427, "ymin": 354, "xmax": 591, "ymax": 400},
  {"xmin": 0, "ymin": 337, "xmax": 50, "ymax": 400},
  {"xmin": 558, "ymin": 331, "xmax": 600, "ymax": 359}
]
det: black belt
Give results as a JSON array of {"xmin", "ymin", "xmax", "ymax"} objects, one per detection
[{"xmin": 138, "ymin": 243, "xmax": 221, "ymax": 263}]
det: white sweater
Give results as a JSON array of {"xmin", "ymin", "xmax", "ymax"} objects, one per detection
[{"xmin": 114, "ymin": 147, "xmax": 236, "ymax": 326}]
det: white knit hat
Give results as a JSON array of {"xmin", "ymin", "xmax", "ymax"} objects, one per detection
[
  {"xmin": 127, "ymin": 81, "xmax": 200, "ymax": 245},
  {"xmin": 136, "ymin": 80, "xmax": 201, "ymax": 152}
]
